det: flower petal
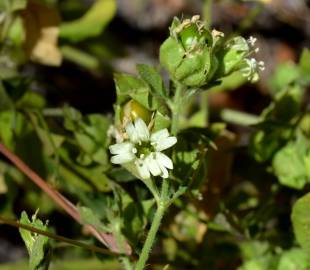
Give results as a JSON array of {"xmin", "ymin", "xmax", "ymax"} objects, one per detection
[
  {"xmin": 160, "ymin": 166, "xmax": 169, "ymax": 178},
  {"xmin": 151, "ymin": 129, "xmax": 169, "ymax": 143},
  {"xmin": 145, "ymin": 154, "xmax": 161, "ymax": 176},
  {"xmin": 155, "ymin": 136, "xmax": 177, "ymax": 151},
  {"xmin": 109, "ymin": 142, "xmax": 134, "ymax": 155},
  {"xmin": 156, "ymin": 152, "xmax": 173, "ymax": 169},
  {"xmin": 135, "ymin": 159, "xmax": 151, "ymax": 179},
  {"xmin": 125, "ymin": 122, "xmax": 139, "ymax": 143},
  {"xmin": 111, "ymin": 153, "xmax": 135, "ymax": 164},
  {"xmin": 134, "ymin": 118, "xmax": 150, "ymax": 142}
]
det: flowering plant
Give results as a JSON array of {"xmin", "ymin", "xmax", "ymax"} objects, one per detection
[{"xmin": 3, "ymin": 7, "xmax": 309, "ymax": 270}]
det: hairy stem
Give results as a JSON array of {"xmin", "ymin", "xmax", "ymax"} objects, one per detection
[
  {"xmin": 135, "ymin": 204, "xmax": 165, "ymax": 270},
  {"xmin": 135, "ymin": 179, "xmax": 169, "ymax": 270}
]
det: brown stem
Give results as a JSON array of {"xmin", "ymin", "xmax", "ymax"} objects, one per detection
[
  {"xmin": 0, "ymin": 142, "xmax": 132, "ymax": 255},
  {"xmin": 0, "ymin": 215, "xmax": 116, "ymax": 256}
]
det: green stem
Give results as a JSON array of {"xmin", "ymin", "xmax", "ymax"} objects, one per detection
[
  {"xmin": 135, "ymin": 179, "xmax": 169, "ymax": 270},
  {"xmin": 203, "ymin": 0, "xmax": 213, "ymax": 27},
  {"xmin": 135, "ymin": 204, "xmax": 165, "ymax": 270},
  {"xmin": 142, "ymin": 177, "xmax": 160, "ymax": 204},
  {"xmin": 171, "ymin": 83, "xmax": 185, "ymax": 135}
]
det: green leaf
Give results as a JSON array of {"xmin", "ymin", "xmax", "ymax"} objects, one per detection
[
  {"xmin": 1, "ymin": 0, "xmax": 27, "ymax": 11},
  {"xmin": 268, "ymin": 62, "xmax": 300, "ymax": 95},
  {"xmin": 11, "ymin": 0, "xmax": 27, "ymax": 11},
  {"xmin": 114, "ymin": 73, "xmax": 165, "ymax": 113},
  {"xmin": 60, "ymin": 0, "xmax": 116, "ymax": 42},
  {"xmin": 272, "ymin": 132, "xmax": 310, "ymax": 189},
  {"xmin": 0, "ymin": 111, "xmax": 32, "ymax": 150},
  {"xmin": 0, "ymin": 83, "xmax": 13, "ymax": 111},
  {"xmin": 59, "ymin": 148, "xmax": 111, "ymax": 192},
  {"xmin": 36, "ymin": 127, "xmax": 65, "ymax": 156},
  {"xmin": 299, "ymin": 48, "xmax": 310, "ymax": 86},
  {"xmin": 137, "ymin": 64, "xmax": 166, "ymax": 97},
  {"xmin": 123, "ymin": 199, "xmax": 155, "ymax": 245},
  {"xmin": 152, "ymin": 111, "xmax": 170, "ymax": 131},
  {"xmin": 291, "ymin": 192, "xmax": 310, "ymax": 254},
  {"xmin": 78, "ymin": 206, "xmax": 109, "ymax": 232},
  {"xmin": 262, "ymin": 85, "xmax": 303, "ymax": 123},
  {"xmin": 16, "ymin": 92, "xmax": 46, "ymax": 109},
  {"xmin": 238, "ymin": 254, "xmax": 278, "ymax": 270},
  {"xmin": 277, "ymin": 248, "xmax": 310, "ymax": 270},
  {"xmin": 19, "ymin": 211, "xmax": 51, "ymax": 270},
  {"xmin": 114, "ymin": 73, "xmax": 149, "ymax": 104},
  {"xmin": 173, "ymin": 129, "xmax": 206, "ymax": 184}
]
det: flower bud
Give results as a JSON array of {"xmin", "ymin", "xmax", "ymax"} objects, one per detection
[
  {"xmin": 121, "ymin": 99, "xmax": 152, "ymax": 127},
  {"xmin": 160, "ymin": 15, "xmax": 221, "ymax": 88}
]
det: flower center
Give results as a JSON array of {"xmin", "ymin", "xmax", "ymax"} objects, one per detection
[{"xmin": 134, "ymin": 141, "xmax": 155, "ymax": 159}]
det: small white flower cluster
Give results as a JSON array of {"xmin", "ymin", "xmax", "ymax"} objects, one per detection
[
  {"xmin": 241, "ymin": 36, "xmax": 265, "ymax": 82},
  {"xmin": 241, "ymin": 57, "xmax": 265, "ymax": 83},
  {"xmin": 109, "ymin": 118, "xmax": 177, "ymax": 180}
]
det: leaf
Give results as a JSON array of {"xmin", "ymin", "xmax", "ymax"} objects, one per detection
[
  {"xmin": 123, "ymin": 199, "xmax": 155, "ymax": 245},
  {"xmin": 114, "ymin": 73, "xmax": 149, "ymax": 104},
  {"xmin": 299, "ymin": 48, "xmax": 310, "ymax": 86},
  {"xmin": 60, "ymin": 0, "xmax": 116, "ymax": 42},
  {"xmin": 0, "ymin": 83, "xmax": 13, "ymax": 111},
  {"xmin": 16, "ymin": 91, "xmax": 46, "ymax": 109},
  {"xmin": 2, "ymin": 76, "xmax": 30, "ymax": 102},
  {"xmin": 19, "ymin": 211, "xmax": 51, "ymax": 270},
  {"xmin": 8, "ymin": 16, "xmax": 25, "ymax": 46},
  {"xmin": 272, "ymin": 133, "xmax": 310, "ymax": 189},
  {"xmin": 137, "ymin": 64, "xmax": 167, "ymax": 97},
  {"xmin": 59, "ymin": 148, "xmax": 111, "ymax": 192},
  {"xmin": 152, "ymin": 111, "xmax": 170, "ymax": 131},
  {"xmin": 268, "ymin": 62, "xmax": 300, "ymax": 95},
  {"xmin": 277, "ymin": 248, "xmax": 310, "ymax": 270},
  {"xmin": 36, "ymin": 127, "xmax": 65, "ymax": 156},
  {"xmin": 0, "ymin": 0, "xmax": 27, "ymax": 11},
  {"xmin": 0, "ymin": 111, "xmax": 32, "ymax": 150},
  {"xmin": 114, "ymin": 73, "xmax": 166, "ymax": 113},
  {"xmin": 78, "ymin": 206, "xmax": 110, "ymax": 232},
  {"xmin": 11, "ymin": 0, "xmax": 27, "ymax": 11},
  {"xmin": 291, "ymin": 192, "xmax": 310, "ymax": 254},
  {"xmin": 0, "ymin": 174, "xmax": 8, "ymax": 194}
]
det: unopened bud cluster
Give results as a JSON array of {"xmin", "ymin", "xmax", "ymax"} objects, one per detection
[{"xmin": 160, "ymin": 15, "xmax": 265, "ymax": 87}]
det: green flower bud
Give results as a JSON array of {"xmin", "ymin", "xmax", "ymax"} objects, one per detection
[
  {"xmin": 160, "ymin": 15, "xmax": 221, "ymax": 88},
  {"xmin": 121, "ymin": 99, "xmax": 152, "ymax": 127}
]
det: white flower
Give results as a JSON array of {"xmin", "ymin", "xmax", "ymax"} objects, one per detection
[
  {"xmin": 109, "ymin": 118, "xmax": 177, "ymax": 180},
  {"xmin": 240, "ymin": 58, "xmax": 265, "ymax": 82}
]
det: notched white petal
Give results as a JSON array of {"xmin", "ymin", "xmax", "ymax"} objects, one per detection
[
  {"xmin": 156, "ymin": 152, "xmax": 173, "ymax": 169},
  {"xmin": 135, "ymin": 159, "xmax": 151, "ymax": 179},
  {"xmin": 151, "ymin": 128, "xmax": 169, "ymax": 142},
  {"xmin": 111, "ymin": 153, "xmax": 135, "ymax": 164},
  {"xmin": 134, "ymin": 118, "xmax": 150, "ymax": 141},
  {"xmin": 109, "ymin": 142, "xmax": 134, "ymax": 155},
  {"xmin": 160, "ymin": 166, "xmax": 169, "ymax": 178},
  {"xmin": 146, "ymin": 155, "xmax": 161, "ymax": 176},
  {"xmin": 125, "ymin": 122, "xmax": 139, "ymax": 143},
  {"xmin": 155, "ymin": 136, "xmax": 177, "ymax": 151}
]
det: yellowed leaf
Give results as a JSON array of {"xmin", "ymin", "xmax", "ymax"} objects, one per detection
[
  {"xmin": 0, "ymin": 174, "xmax": 8, "ymax": 194},
  {"xmin": 22, "ymin": 1, "xmax": 62, "ymax": 66}
]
